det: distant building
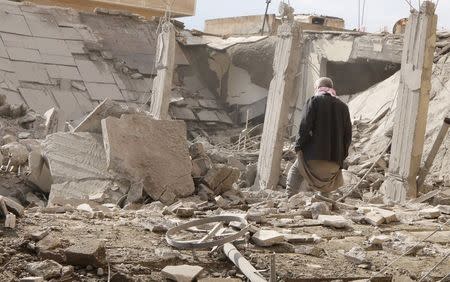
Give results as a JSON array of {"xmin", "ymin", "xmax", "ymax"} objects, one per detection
[
  {"xmin": 204, "ymin": 14, "xmax": 346, "ymax": 36},
  {"xmin": 25, "ymin": 0, "xmax": 196, "ymax": 18}
]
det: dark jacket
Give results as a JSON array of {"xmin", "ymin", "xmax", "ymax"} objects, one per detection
[{"xmin": 295, "ymin": 93, "xmax": 352, "ymax": 168}]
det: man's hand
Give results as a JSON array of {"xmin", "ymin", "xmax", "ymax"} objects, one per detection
[{"xmin": 297, "ymin": 150, "xmax": 303, "ymax": 160}]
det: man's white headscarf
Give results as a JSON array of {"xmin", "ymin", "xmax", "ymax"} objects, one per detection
[{"xmin": 314, "ymin": 77, "xmax": 337, "ymax": 97}]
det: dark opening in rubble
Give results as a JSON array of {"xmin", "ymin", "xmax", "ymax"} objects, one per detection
[{"xmin": 325, "ymin": 59, "xmax": 400, "ymax": 95}]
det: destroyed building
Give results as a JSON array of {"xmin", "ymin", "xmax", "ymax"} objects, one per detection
[{"xmin": 1, "ymin": 0, "xmax": 450, "ymax": 281}]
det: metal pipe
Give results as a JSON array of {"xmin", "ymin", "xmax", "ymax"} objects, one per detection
[
  {"xmin": 223, "ymin": 243, "xmax": 267, "ymax": 282},
  {"xmin": 261, "ymin": 0, "xmax": 271, "ymax": 35}
]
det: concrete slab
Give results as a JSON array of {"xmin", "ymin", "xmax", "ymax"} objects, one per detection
[
  {"xmin": 170, "ymin": 106, "xmax": 197, "ymax": 121},
  {"xmin": 6, "ymin": 47, "xmax": 41, "ymax": 63},
  {"xmin": 161, "ymin": 265, "xmax": 204, "ymax": 282},
  {"xmin": 0, "ymin": 89, "xmax": 24, "ymax": 105},
  {"xmin": 76, "ymin": 60, "xmax": 115, "ymax": 84},
  {"xmin": 46, "ymin": 65, "xmax": 81, "ymax": 80},
  {"xmin": 35, "ymin": 38, "xmax": 71, "ymax": 57},
  {"xmin": 0, "ymin": 2, "xmax": 22, "ymax": 15},
  {"xmin": 13, "ymin": 62, "xmax": 50, "ymax": 84},
  {"xmin": 85, "ymin": 83, "xmax": 124, "ymax": 101},
  {"xmin": 101, "ymin": 115, "xmax": 195, "ymax": 204},
  {"xmin": 40, "ymin": 54, "xmax": 75, "ymax": 66},
  {"xmin": 42, "ymin": 132, "xmax": 113, "ymax": 184},
  {"xmin": 50, "ymin": 89, "xmax": 83, "ymax": 120},
  {"xmin": 19, "ymin": 88, "xmax": 55, "ymax": 114},
  {"xmin": 64, "ymin": 239, "xmax": 106, "ymax": 267},
  {"xmin": 60, "ymin": 27, "xmax": 83, "ymax": 41},
  {"xmin": 198, "ymin": 99, "xmax": 220, "ymax": 109},
  {"xmin": 112, "ymin": 72, "xmax": 153, "ymax": 92},
  {"xmin": 0, "ymin": 33, "xmax": 35, "ymax": 49},
  {"xmin": 0, "ymin": 38, "xmax": 8, "ymax": 58},
  {"xmin": 0, "ymin": 71, "xmax": 20, "ymax": 91},
  {"xmin": 0, "ymin": 57, "xmax": 13, "ymax": 72},
  {"xmin": 48, "ymin": 180, "xmax": 123, "ymax": 207},
  {"xmin": 0, "ymin": 12, "xmax": 31, "ymax": 36},
  {"xmin": 252, "ymin": 229, "xmax": 285, "ymax": 247},
  {"xmin": 23, "ymin": 12, "xmax": 62, "ymax": 39},
  {"xmin": 65, "ymin": 40, "xmax": 86, "ymax": 54},
  {"xmin": 196, "ymin": 110, "xmax": 221, "ymax": 122},
  {"xmin": 72, "ymin": 91, "xmax": 95, "ymax": 114},
  {"xmin": 74, "ymin": 99, "xmax": 134, "ymax": 134}
]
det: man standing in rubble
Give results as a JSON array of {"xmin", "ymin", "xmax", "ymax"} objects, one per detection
[{"xmin": 286, "ymin": 77, "xmax": 352, "ymax": 198}]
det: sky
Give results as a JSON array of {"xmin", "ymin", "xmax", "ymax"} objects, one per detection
[{"xmin": 181, "ymin": 0, "xmax": 449, "ymax": 33}]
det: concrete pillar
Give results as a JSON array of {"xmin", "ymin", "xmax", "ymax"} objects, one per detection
[
  {"xmin": 150, "ymin": 21, "xmax": 176, "ymax": 120},
  {"xmin": 381, "ymin": 1, "xmax": 437, "ymax": 202},
  {"xmin": 255, "ymin": 17, "xmax": 302, "ymax": 190}
]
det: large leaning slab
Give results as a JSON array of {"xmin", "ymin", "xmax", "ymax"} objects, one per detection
[
  {"xmin": 42, "ymin": 132, "xmax": 113, "ymax": 184},
  {"xmin": 73, "ymin": 99, "xmax": 136, "ymax": 134},
  {"xmin": 101, "ymin": 114, "xmax": 195, "ymax": 204}
]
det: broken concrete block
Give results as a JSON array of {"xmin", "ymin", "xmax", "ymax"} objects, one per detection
[
  {"xmin": 373, "ymin": 208, "xmax": 398, "ymax": 223},
  {"xmin": 284, "ymin": 234, "xmax": 319, "ymax": 244},
  {"xmin": 74, "ymin": 99, "xmax": 135, "ymax": 134},
  {"xmin": 191, "ymin": 157, "xmax": 211, "ymax": 178},
  {"xmin": 0, "ymin": 196, "xmax": 24, "ymax": 216},
  {"xmin": 318, "ymin": 215, "xmax": 350, "ymax": 229},
  {"xmin": 2, "ymin": 134, "xmax": 17, "ymax": 144},
  {"xmin": 176, "ymin": 207, "xmax": 194, "ymax": 218},
  {"xmin": 364, "ymin": 211, "xmax": 386, "ymax": 226},
  {"xmin": 43, "ymin": 108, "xmax": 61, "ymax": 135},
  {"xmin": 1, "ymin": 141, "xmax": 28, "ymax": 166},
  {"xmin": 48, "ymin": 180, "xmax": 126, "ymax": 207},
  {"xmin": 369, "ymin": 235, "xmax": 391, "ymax": 245},
  {"xmin": 214, "ymin": 195, "xmax": 230, "ymax": 208},
  {"xmin": 64, "ymin": 239, "xmax": 106, "ymax": 267},
  {"xmin": 419, "ymin": 207, "xmax": 441, "ymax": 219},
  {"xmin": 161, "ymin": 265, "xmax": 204, "ymax": 282},
  {"xmin": 77, "ymin": 203, "xmax": 93, "ymax": 213},
  {"xmin": 309, "ymin": 202, "xmax": 331, "ymax": 219},
  {"xmin": 42, "ymin": 132, "xmax": 113, "ymax": 184},
  {"xmin": 5, "ymin": 213, "xmax": 16, "ymax": 228},
  {"xmin": 127, "ymin": 180, "xmax": 144, "ymax": 203},
  {"xmin": 27, "ymin": 260, "xmax": 62, "ymax": 280},
  {"xmin": 252, "ymin": 229, "xmax": 285, "ymax": 247},
  {"xmin": 28, "ymin": 149, "xmax": 52, "ymax": 193},
  {"xmin": 102, "ymin": 114, "xmax": 194, "ymax": 205},
  {"xmin": 36, "ymin": 235, "xmax": 62, "ymax": 252},
  {"xmin": 203, "ymin": 164, "xmax": 240, "ymax": 195},
  {"xmin": 28, "ymin": 229, "xmax": 50, "ymax": 241},
  {"xmin": 20, "ymin": 277, "xmax": 44, "ymax": 282},
  {"xmin": 437, "ymin": 205, "xmax": 450, "ymax": 214},
  {"xmin": 25, "ymin": 192, "xmax": 45, "ymax": 208},
  {"xmin": 189, "ymin": 142, "xmax": 206, "ymax": 159},
  {"xmin": 344, "ymin": 246, "xmax": 368, "ymax": 265},
  {"xmin": 295, "ymin": 245, "xmax": 324, "ymax": 257}
]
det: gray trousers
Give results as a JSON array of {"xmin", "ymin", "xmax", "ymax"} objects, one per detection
[{"xmin": 286, "ymin": 160, "xmax": 305, "ymax": 197}]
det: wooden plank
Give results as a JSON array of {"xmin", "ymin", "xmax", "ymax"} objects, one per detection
[
  {"xmin": 150, "ymin": 21, "xmax": 176, "ymax": 120},
  {"xmin": 255, "ymin": 19, "xmax": 302, "ymax": 190},
  {"xmin": 27, "ymin": 0, "xmax": 196, "ymax": 17},
  {"xmin": 381, "ymin": 1, "xmax": 437, "ymax": 202}
]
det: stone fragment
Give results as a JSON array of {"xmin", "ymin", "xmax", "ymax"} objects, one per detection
[
  {"xmin": 214, "ymin": 195, "xmax": 230, "ymax": 208},
  {"xmin": 64, "ymin": 240, "xmax": 106, "ymax": 267},
  {"xmin": 127, "ymin": 180, "xmax": 144, "ymax": 203},
  {"xmin": 419, "ymin": 207, "xmax": 441, "ymax": 219},
  {"xmin": 74, "ymin": 99, "xmax": 135, "ymax": 134},
  {"xmin": 29, "ymin": 229, "xmax": 50, "ymax": 241},
  {"xmin": 176, "ymin": 207, "xmax": 194, "ymax": 218},
  {"xmin": 20, "ymin": 277, "xmax": 44, "ymax": 282},
  {"xmin": 161, "ymin": 265, "xmax": 204, "ymax": 282},
  {"xmin": 28, "ymin": 149, "xmax": 52, "ymax": 193},
  {"xmin": 437, "ymin": 205, "xmax": 450, "ymax": 214},
  {"xmin": 309, "ymin": 202, "xmax": 331, "ymax": 219},
  {"xmin": 5, "ymin": 213, "xmax": 16, "ymax": 228},
  {"xmin": 318, "ymin": 215, "xmax": 350, "ymax": 229},
  {"xmin": 25, "ymin": 192, "xmax": 45, "ymax": 208},
  {"xmin": 0, "ymin": 196, "xmax": 24, "ymax": 216},
  {"xmin": 295, "ymin": 245, "xmax": 324, "ymax": 257},
  {"xmin": 284, "ymin": 234, "xmax": 318, "ymax": 244},
  {"xmin": 364, "ymin": 211, "xmax": 385, "ymax": 226},
  {"xmin": 18, "ymin": 132, "xmax": 31, "ymax": 139},
  {"xmin": 373, "ymin": 208, "xmax": 398, "ymax": 223},
  {"xmin": 36, "ymin": 235, "xmax": 62, "ymax": 252},
  {"xmin": 252, "ymin": 229, "xmax": 285, "ymax": 247},
  {"xmin": 2, "ymin": 134, "xmax": 16, "ymax": 144},
  {"xmin": 48, "ymin": 180, "xmax": 125, "ymax": 207},
  {"xmin": 42, "ymin": 132, "xmax": 113, "ymax": 184},
  {"xmin": 102, "ymin": 115, "xmax": 194, "ymax": 205},
  {"xmin": 1, "ymin": 141, "xmax": 28, "ymax": 166},
  {"xmin": 344, "ymin": 246, "xmax": 368, "ymax": 265},
  {"xmin": 27, "ymin": 260, "xmax": 62, "ymax": 280},
  {"xmin": 369, "ymin": 235, "xmax": 391, "ymax": 245},
  {"xmin": 203, "ymin": 164, "xmax": 240, "ymax": 195},
  {"xmin": 77, "ymin": 203, "xmax": 93, "ymax": 213},
  {"xmin": 43, "ymin": 108, "xmax": 61, "ymax": 135}
]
